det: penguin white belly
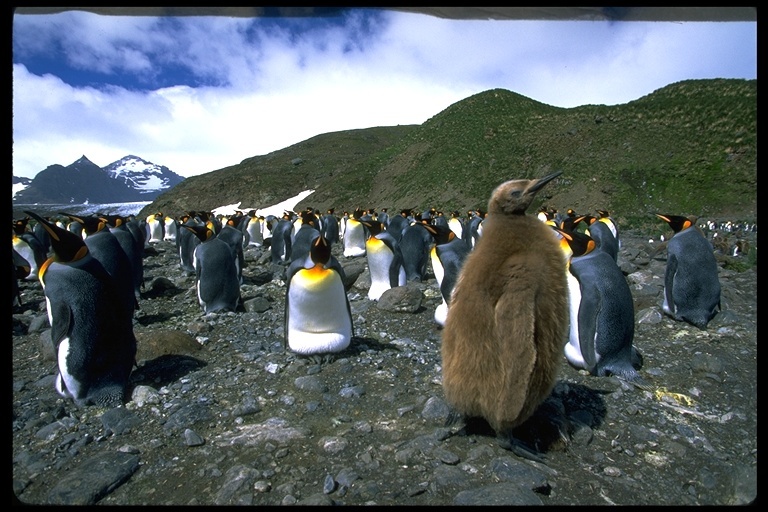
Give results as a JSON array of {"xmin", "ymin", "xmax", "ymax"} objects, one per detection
[
  {"xmin": 366, "ymin": 239, "xmax": 395, "ymax": 300},
  {"xmin": 56, "ymin": 337, "xmax": 82, "ymax": 400},
  {"xmin": 247, "ymin": 221, "xmax": 263, "ymax": 246},
  {"xmin": 431, "ymin": 248, "xmax": 448, "ymax": 326},
  {"xmin": 148, "ymin": 221, "xmax": 163, "ymax": 243},
  {"xmin": 287, "ymin": 268, "xmax": 351, "ymax": 354},
  {"xmin": 343, "ymin": 222, "xmax": 366, "ymax": 257},
  {"xmin": 564, "ymin": 271, "xmax": 588, "ymax": 369},
  {"xmin": 164, "ymin": 220, "xmax": 177, "ymax": 242},
  {"xmin": 13, "ymin": 240, "xmax": 38, "ymax": 280}
]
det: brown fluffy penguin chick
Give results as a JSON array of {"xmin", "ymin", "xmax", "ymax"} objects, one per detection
[{"xmin": 441, "ymin": 171, "xmax": 568, "ymax": 458}]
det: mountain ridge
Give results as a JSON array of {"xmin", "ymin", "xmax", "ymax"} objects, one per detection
[{"xmin": 12, "ymin": 155, "xmax": 184, "ymax": 204}]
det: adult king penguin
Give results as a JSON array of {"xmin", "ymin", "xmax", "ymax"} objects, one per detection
[
  {"xmin": 342, "ymin": 208, "xmax": 368, "ymax": 258},
  {"xmin": 25, "ymin": 211, "xmax": 137, "ymax": 408},
  {"xmin": 185, "ymin": 224, "xmax": 242, "ymax": 314},
  {"xmin": 441, "ymin": 171, "xmax": 568, "ymax": 458},
  {"xmin": 285, "ymin": 234, "xmax": 353, "ymax": 355},
  {"xmin": 362, "ymin": 220, "xmax": 406, "ymax": 301},
  {"xmin": 554, "ymin": 227, "xmax": 646, "ymax": 385},
  {"xmin": 428, "ymin": 223, "xmax": 470, "ymax": 327},
  {"xmin": 655, "ymin": 213, "xmax": 721, "ymax": 329}
]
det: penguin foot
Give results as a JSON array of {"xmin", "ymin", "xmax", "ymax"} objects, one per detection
[{"xmin": 497, "ymin": 434, "xmax": 546, "ymax": 464}]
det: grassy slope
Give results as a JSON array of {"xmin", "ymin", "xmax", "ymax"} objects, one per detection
[{"xmin": 140, "ymin": 78, "xmax": 756, "ymax": 234}]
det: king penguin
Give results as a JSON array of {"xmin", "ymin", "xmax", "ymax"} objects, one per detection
[
  {"xmin": 184, "ymin": 224, "xmax": 241, "ymax": 314},
  {"xmin": 145, "ymin": 212, "xmax": 165, "ymax": 243},
  {"xmin": 24, "ymin": 211, "xmax": 137, "ymax": 408},
  {"xmin": 554, "ymin": 227, "xmax": 646, "ymax": 385},
  {"xmin": 12, "ymin": 217, "xmax": 47, "ymax": 281},
  {"xmin": 342, "ymin": 208, "xmax": 368, "ymax": 258},
  {"xmin": 441, "ymin": 171, "xmax": 568, "ymax": 458},
  {"xmin": 362, "ymin": 220, "xmax": 406, "ymax": 301},
  {"xmin": 163, "ymin": 215, "xmax": 179, "ymax": 243},
  {"xmin": 270, "ymin": 212, "xmax": 294, "ymax": 265},
  {"xmin": 285, "ymin": 234, "xmax": 353, "ymax": 355},
  {"xmin": 577, "ymin": 214, "xmax": 619, "ymax": 263},
  {"xmin": 428, "ymin": 223, "xmax": 470, "ymax": 327},
  {"xmin": 399, "ymin": 218, "xmax": 434, "ymax": 282},
  {"xmin": 177, "ymin": 214, "xmax": 202, "ymax": 275},
  {"xmin": 655, "ymin": 213, "xmax": 721, "ymax": 329},
  {"xmin": 61, "ymin": 212, "xmax": 138, "ymax": 318}
]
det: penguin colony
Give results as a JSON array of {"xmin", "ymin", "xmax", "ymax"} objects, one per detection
[{"xmin": 14, "ymin": 184, "xmax": 743, "ymax": 457}]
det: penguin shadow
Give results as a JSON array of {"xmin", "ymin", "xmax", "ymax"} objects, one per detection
[
  {"xmin": 288, "ymin": 336, "xmax": 404, "ymax": 367},
  {"xmin": 131, "ymin": 354, "xmax": 208, "ymax": 388},
  {"xmin": 451, "ymin": 381, "xmax": 609, "ymax": 459},
  {"xmin": 134, "ymin": 309, "xmax": 186, "ymax": 326}
]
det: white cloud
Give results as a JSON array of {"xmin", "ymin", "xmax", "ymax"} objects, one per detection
[{"xmin": 11, "ymin": 10, "xmax": 756, "ymax": 179}]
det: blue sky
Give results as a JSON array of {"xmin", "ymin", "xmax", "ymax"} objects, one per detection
[{"xmin": 12, "ymin": 7, "xmax": 757, "ymax": 179}]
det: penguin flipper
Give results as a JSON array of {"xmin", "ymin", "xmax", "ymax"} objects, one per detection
[
  {"xmin": 49, "ymin": 300, "xmax": 73, "ymax": 349},
  {"xmin": 664, "ymin": 254, "xmax": 679, "ymax": 314},
  {"xmin": 576, "ymin": 282, "xmax": 600, "ymax": 373}
]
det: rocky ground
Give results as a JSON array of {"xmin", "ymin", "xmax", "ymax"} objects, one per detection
[{"xmin": 11, "ymin": 229, "xmax": 757, "ymax": 506}]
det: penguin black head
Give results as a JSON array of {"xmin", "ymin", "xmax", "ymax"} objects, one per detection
[
  {"xmin": 655, "ymin": 213, "xmax": 694, "ymax": 234},
  {"xmin": 427, "ymin": 223, "xmax": 453, "ymax": 245},
  {"xmin": 25, "ymin": 211, "xmax": 89, "ymax": 264},
  {"xmin": 13, "ymin": 217, "xmax": 30, "ymax": 235},
  {"xmin": 597, "ymin": 209, "xmax": 610, "ymax": 218},
  {"xmin": 553, "ymin": 226, "xmax": 596, "ymax": 257},
  {"xmin": 100, "ymin": 214, "xmax": 125, "ymax": 228},
  {"xmin": 361, "ymin": 220, "xmax": 384, "ymax": 237},
  {"xmin": 300, "ymin": 211, "xmax": 316, "ymax": 226},
  {"xmin": 488, "ymin": 171, "xmax": 563, "ymax": 216},
  {"xmin": 309, "ymin": 234, "xmax": 331, "ymax": 267},
  {"xmin": 183, "ymin": 224, "xmax": 215, "ymax": 243},
  {"xmin": 61, "ymin": 213, "xmax": 107, "ymax": 236}
]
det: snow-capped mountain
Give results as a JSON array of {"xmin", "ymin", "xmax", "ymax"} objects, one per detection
[
  {"xmin": 103, "ymin": 155, "xmax": 184, "ymax": 196},
  {"xmin": 12, "ymin": 155, "xmax": 184, "ymax": 203}
]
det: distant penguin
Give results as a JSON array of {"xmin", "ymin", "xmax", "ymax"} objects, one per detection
[
  {"xmin": 243, "ymin": 211, "xmax": 264, "ymax": 247},
  {"xmin": 441, "ymin": 171, "xmax": 568, "ymax": 457},
  {"xmin": 386, "ymin": 210, "xmax": 410, "ymax": 242},
  {"xmin": 217, "ymin": 217, "xmax": 246, "ymax": 285},
  {"xmin": 655, "ymin": 214, "xmax": 721, "ymax": 329},
  {"xmin": 290, "ymin": 211, "xmax": 322, "ymax": 264},
  {"xmin": 185, "ymin": 224, "xmax": 241, "ymax": 314},
  {"xmin": 145, "ymin": 212, "xmax": 164, "ymax": 243},
  {"xmin": 12, "ymin": 218, "xmax": 47, "ymax": 281},
  {"xmin": 554, "ymin": 227, "xmax": 645, "ymax": 384},
  {"xmin": 597, "ymin": 209, "xmax": 621, "ymax": 248},
  {"xmin": 399, "ymin": 220, "xmax": 434, "ymax": 282},
  {"xmin": 377, "ymin": 208, "xmax": 390, "ymax": 228},
  {"xmin": 12, "ymin": 247, "xmax": 31, "ymax": 307},
  {"xmin": 270, "ymin": 212, "xmax": 294, "ymax": 265},
  {"xmin": 363, "ymin": 220, "xmax": 407, "ymax": 301},
  {"xmin": 24, "ymin": 211, "xmax": 137, "ymax": 408},
  {"xmin": 447, "ymin": 210, "xmax": 464, "ymax": 240},
  {"xmin": 578, "ymin": 214, "xmax": 619, "ymax": 262},
  {"xmin": 31, "ymin": 216, "xmax": 52, "ymax": 255},
  {"xmin": 163, "ymin": 215, "xmax": 179, "ymax": 242},
  {"xmin": 322, "ymin": 209, "xmax": 340, "ymax": 245},
  {"xmin": 463, "ymin": 210, "xmax": 485, "ymax": 250},
  {"xmin": 428, "ymin": 223, "xmax": 470, "ymax": 327},
  {"xmin": 342, "ymin": 208, "xmax": 368, "ymax": 258},
  {"xmin": 284, "ymin": 234, "xmax": 353, "ymax": 355},
  {"xmin": 177, "ymin": 214, "xmax": 202, "ymax": 275}
]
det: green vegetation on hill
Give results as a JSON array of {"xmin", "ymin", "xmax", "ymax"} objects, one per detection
[{"xmin": 141, "ymin": 78, "xmax": 756, "ymax": 235}]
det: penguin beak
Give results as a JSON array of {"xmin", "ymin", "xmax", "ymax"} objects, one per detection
[{"xmin": 528, "ymin": 171, "xmax": 563, "ymax": 193}]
